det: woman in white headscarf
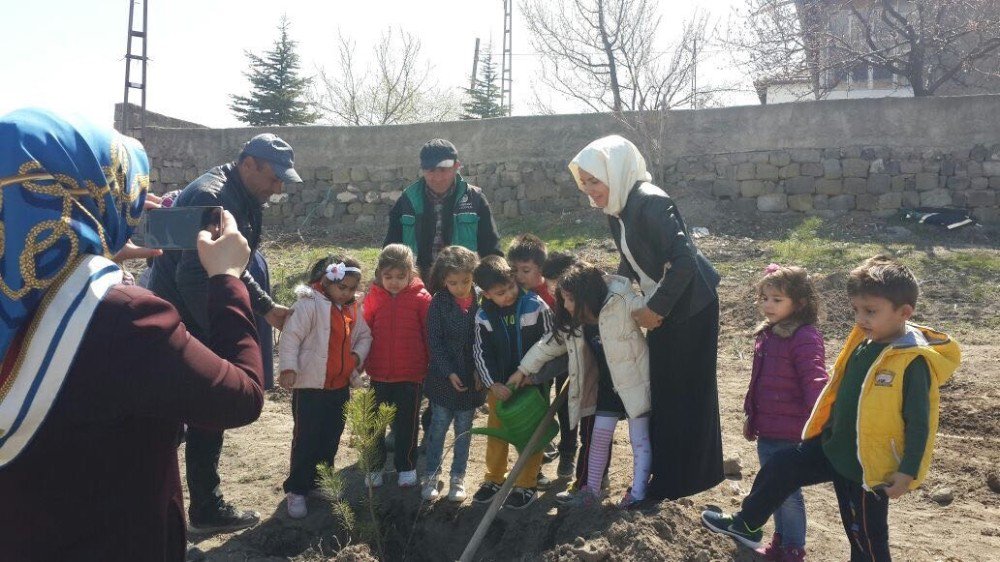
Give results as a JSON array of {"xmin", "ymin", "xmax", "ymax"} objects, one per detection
[{"xmin": 569, "ymin": 135, "xmax": 723, "ymax": 501}]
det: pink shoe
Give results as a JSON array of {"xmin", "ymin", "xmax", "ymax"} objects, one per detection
[
  {"xmin": 782, "ymin": 546, "xmax": 806, "ymax": 562},
  {"xmin": 755, "ymin": 532, "xmax": 783, "ymax": 561},
  {"xmin": 617, "ymin": 487, "xmax": 644, "ymax": 510}
]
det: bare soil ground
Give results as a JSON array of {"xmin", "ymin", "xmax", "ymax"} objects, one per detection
[{"xmin": 180, "ymin": 209, "xmax": 1000, "ymax": 561}]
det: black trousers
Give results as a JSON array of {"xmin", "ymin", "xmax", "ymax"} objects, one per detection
[
  {"xmin": 283, "ymin": 387, "xmax": 350, "ymax": 495},
  {"xmin": 551, "ymin": 371, "xmax": 578, "ymax": 457},
  {"xmin": 186, "ymin": 426, "xmax": 225, "ymax": 518},
  {"xmin": 373, "ymin": 381, "xmax": 422, "ymax": 472},
  {"xmin": 740, "ymin": 438, "xmax": 891, "ymax": 562}
]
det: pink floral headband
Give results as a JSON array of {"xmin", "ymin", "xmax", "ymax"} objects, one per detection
[
  {"xmin": 325, "ymin": 262, "xmax": 362, "ymax": 282},
  {"xmin": 764, "ymin": 263, "xmax": 782, "ymax": 275}
]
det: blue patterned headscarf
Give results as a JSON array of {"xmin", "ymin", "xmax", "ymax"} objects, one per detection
[{"xmin": 0, "ymin": 108, "xmax": 149, "ymax": 361}]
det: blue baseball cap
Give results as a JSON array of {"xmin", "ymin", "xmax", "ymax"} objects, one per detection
[{"xmin": 240, "ymin": 133, "xmax": 303, "ymax": 183}]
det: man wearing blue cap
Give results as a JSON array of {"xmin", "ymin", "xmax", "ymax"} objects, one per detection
[
  {"xmin": 384, "ymin": 138, "xmax": 503, "ymax": 282},
  {"xmin": 148, "ymin": 133, "xmax": 299, "ymax": 534}
]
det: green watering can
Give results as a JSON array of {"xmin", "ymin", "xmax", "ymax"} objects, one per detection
[{"xmin": 472, "ymin": 385, "xmax": 558, "ymax": 456}]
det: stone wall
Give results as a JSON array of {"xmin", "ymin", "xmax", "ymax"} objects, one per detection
[{"xmin": 127, "ymin": 95, "xmax": 1000, "ymax": 226}]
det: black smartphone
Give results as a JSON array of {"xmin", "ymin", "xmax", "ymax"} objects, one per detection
[{"xmin": 142, "ymin": 206, "xmax": 222, "ymax": 250}]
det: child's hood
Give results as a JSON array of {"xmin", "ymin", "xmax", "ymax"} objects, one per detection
[
  {"xmin": 602, "ymin": 274, "xmax": 644, "ymax": 312},
  {"xmin": 890, "ymin": 322, "xmax": 961, "ymax": 386},
  {"xmin": 294, "ymin": 283, "xmax": 362, "ymax": 304},
  {"xmin": 368, "ymin": 276, "xmax": 428, "ymax": 299}
]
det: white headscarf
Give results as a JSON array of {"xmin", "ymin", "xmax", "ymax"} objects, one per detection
[{"xmin": 569, "ymin": 135, "xmax": 652, "ymax": 216}]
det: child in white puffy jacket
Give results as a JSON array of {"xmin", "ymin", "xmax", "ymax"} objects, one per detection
[
  {"xmin": 509, "ymin": 263, "xmax": 651, "ymax": 509},
  {"xmin": 277, "ymin": 255, "xmax": 372, "ymax": 519}
]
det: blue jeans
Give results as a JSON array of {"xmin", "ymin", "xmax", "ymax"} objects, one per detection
[
  {"xmin": 425, "ymin": 403, "xmax": 475, "ymax": 481},
  {"xmin": 757, "ymin": 438, "xmax": 807, "ymax": 548}
]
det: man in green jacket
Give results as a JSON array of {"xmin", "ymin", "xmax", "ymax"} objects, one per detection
[{"xmin": 384, "ymin": 139, "xmax": 502, "ymax": 282}]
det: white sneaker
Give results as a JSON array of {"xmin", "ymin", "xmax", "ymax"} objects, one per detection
[
  {"xmin": 422, "ymin": 479, "xmax": 440, "ymax": 500},
  {"xmin": 286, "ymin": 493, "xmax": 307, "ymax": 519},
  {"xmin": 448, "ymin": 478, "xmax": 467, "ymax": 502},
  {"xmin": 398, "ymin": 470, "xmax": 418, "ymax": 488},
  {"xmin": 365, "ymin": 471, "xmax": 384, "ymax": 488}
]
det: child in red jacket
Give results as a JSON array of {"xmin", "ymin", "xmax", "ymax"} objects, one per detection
[{"xmin": 363, "ymin": 244, "xmax": 432, "ymax": 488}]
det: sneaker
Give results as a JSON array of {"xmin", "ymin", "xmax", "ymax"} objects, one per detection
[
  {"xmin": 536, "ymin": 472, "xmax": 552, "ymax": 490},
  {"xmin": 617, "ymin": 487, "xmax": 644, "ymax": 510},
  {"xmin": 700, "ymin": 511, "xmax": 763, "ymax": 550},
  {"xmin": 782, "ymin": 546, "xmax": 807, "ymax": 562},
  {"xmin": 755, "ymin": 532, "xmax": 783, "ymax": 561},
  {"xmin": 556, "ymin": 455, "xmax": 575, "ymax": 479},
  {"xmin": 472, "ymin": 481, "xmax": 502, "ymax": 504},
  {"xmin": 365, "ymin": 471, "xmax": 384, "ymax": 488},
  {"xmin": 448, "ymin": 478, "xmax": 467, "ymax": 502},
  {"xmin": 185, "ymin": 543, "xmax": 205, "ymax": 562},
  {"xmin": 421, "ymin": 479, "xmax": 440, "ymax": 501},
  {"xmin": 285, "ymin": 493, "xmax": 307, "ymax": 519},
  {"xmin": 398, "ymin": 470, "xmax": 419, "ymax": 488},
  {"xmin": 188, "ymin": 502, "xmax": 261, "ymax": 534},
  {"xmin": 543, "ymin": 443, "xmax": 559, "ymax": 463},
  {"xmin": 564, "ymin": 486, "xmax": 600, "ymax": 508},
  {"xmin": 504, "ymin": 487, "xmax": 537, "ymax": 510},
  {"xmin": 555, "ymin": 488, "xmax": 577, "ymax": 504}
]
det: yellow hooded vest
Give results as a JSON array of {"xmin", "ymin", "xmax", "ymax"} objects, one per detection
[{"xmin": 802, "ymin": 323, "xmax": 960, "ymax": 490}]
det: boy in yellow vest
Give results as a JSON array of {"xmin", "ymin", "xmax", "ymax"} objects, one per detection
[{"xmin": 702, "ymin": 255, "xmax": 960, "ymax": 562}]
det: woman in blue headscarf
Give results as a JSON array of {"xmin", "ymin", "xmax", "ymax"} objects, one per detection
[{"xmin": 0, "ymin": 109, "xmax": 264, "ymax": 561}]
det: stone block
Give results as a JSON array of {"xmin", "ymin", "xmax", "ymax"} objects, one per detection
[
  {"xmin": 757, "ymin": 193, "xmax": 787, "ymax": 212},
  {"xmin": 749, "ymin": 151, "xmax": 770, "ymax": 163},
  {"xmin": 494, "ymin": 186, "xmax": 513, "ymax": 202},
  {"xmin": 940, "ymin": 159, "xmax": 956, "ymax": 176},
  {"xmin": 968, "ymin": 161, "xmax": 984, "ymax": 177},
  {"xmin": 891, "ymin": 175, "xmax": 912, "ymax": 192},
  {"xmin": 800, "ymin": 162, "xmax": 823, "ymax": 177},
  {"xmin": 829, "ymin": 195, "xmax": 856, "ymax": 211},
  {"xmin": 902, "ymin": 191, "xmax": 921, "ymax": 208},
  {"xmin": 844, "ymin": 178, "xmax": 867, "ymax": 194},
  {"xmin": 816, "ymin": 179, "xmax": 843, "ymax": 195},
  {"xmin": 500, "ymin": 171, "xmax": 521, "ymax": 187},
  {"xmin": 920, "ymin": 189, "xmax": 952, "ymax": 207},
  {"xmin": 364, "ymin": 191, "xmax": 380, "ymax": 204},
  {"xmin": 973, "ymin": 207, "xmax": 1000, "ymax": 223},
  {"xmin": 983, "ymin": 162, "xmax": 1000, "ymax": 176},
  {"xmin": 869, "ymin": 159, "xmax": 885, "ymax": 174},
  {"xmin": 332, "ymin": 168, "xmax": 351, "ymax": 183},
  {"xmin": 822, "ymin": 148, "xmax": 842, "ymax": 159},
  {"xmin": 823, "ymin": 159, "xmax": 842, "ymax": 179},
  {"xmin": 736, "ymin": 163, "xmax": 756, "ymax": 180},
  {"xmin": 313, "ymin": 166, "xmax": 332, "ymax": 181},
  {"xmin": 900, "ymin": 161, "xmax": 923, "ymax": 174},
  {"xmin": 756, "ymin": 163, "xmax": 780, "ymax": 180},
  {"xmin": 300, "ymin": 189, "xmax": 320, "ymax": 204},
  {"xmin": 915, "ymin": 173, "xmax": 939, "ymax": 192},
  {"xmin": 159, "ymin": 167, "xmax": 187, "ymax": 183},
  {"xmin": 769, "ymin": 151, "xmax": 792, "ymax": 167},
  {"xmin": 971, "ymin": 177, "xmax": 990, "ymax": 190},
  {"xmin": 842, "ymin": 158, "xmax": 869, "ymax": 178},
  {"xmin": 965, "ymin": 190, "xmax": 996, "ymax": 207},
  {"xmin": 785, "ymin": 176, "xmax": 815, "ymax": 195},
  {"xmin": 185, "ymin": 168, "xmax": 200, "ymax": 182},
  {"xmin": 381, "ymin": 190, "xmax": 402, "ymax": 203},
  {"xmin": 813, "ymin": 194, "xmax": 829, "ymax": 210},
  {"xmin": 856, "ymin": 194, "xmax": 877, "ymax": 211},
  {"xmin": 336, "ymin": 191, "xmax": 358, "ymax": 203},
  {"xmin": 867, "ymin": 174, "xmax": 891, "ymax": 194},
  {"xmin": 990, "ymin": 176, "xmax": 1000, "ymax": 189},
  {"xmin": 789, "ymin": 149, "xmax": 822, "ymax": 163},
  {"xmin": 149, "ymin": 168, "xmax": 159, "ymax": 182},
  {"xmin": 740, "ymin": 180, "xmax": 765, "ymax": 198},
  {"xmin": 842, "ymin": 146, "xmax": 862, "ymax": 159},
  {"xmin": 947, "ymin": 176, "xmax": 970, "ymax": 191},
  {"xmin": 709, "ymin": 178, "xmax": 737, "ymax": 199},
  {"xmin": 779, "ymin": 164, "xmax": 800, "ymax": 179},
  {"xmin": 970, "ymin": 144, "xmax": 989, "ymax": 161},
  {"xmin": 877, "ymin": 192, "xmax": 902, "ymax": 210},
  {"xmin": 503, "ymin": 200, "xmax": 519, "ymax": 218},
  {"xmin": 788, "ymin": 194, "xmax": 813, "ymax": 211}
]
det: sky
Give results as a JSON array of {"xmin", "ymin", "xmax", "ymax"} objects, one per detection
[{"xmin": 0, "ymin": 0, "xmax": 758, "ymax": 129}]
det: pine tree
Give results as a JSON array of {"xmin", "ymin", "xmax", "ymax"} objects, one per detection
[
  {"xmin": 461, "ymin": 49, "xmax": 504, "ymax": 120},
  {"xmin": 230, "ymin": 16, "xmax": 320, "ymax": 126}
]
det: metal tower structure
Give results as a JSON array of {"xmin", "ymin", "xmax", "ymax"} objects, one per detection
[
  {"xmin": 500, "ymin": 0, "xmax": 513, "ymax": 116},
  {"xmin": 122, "ymin": 0, "xmax": 148, "ymax": 140}
]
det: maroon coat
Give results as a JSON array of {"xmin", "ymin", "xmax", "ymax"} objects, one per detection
[
  {"xmin": 0, "ymin": 276, "xmax": 263, "ymax": 562},
  {"xmin": 744, "ymin": 321, "xmax": 828, "ymax": 442}
]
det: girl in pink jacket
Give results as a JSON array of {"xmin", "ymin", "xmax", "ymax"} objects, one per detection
[
  {"xmin": 743, "ymin": 264, "xmax": 828, "ymax": 562},
  {"xmin": 278, "ymin": 256, "xmax": 372, "ymax": 520}
]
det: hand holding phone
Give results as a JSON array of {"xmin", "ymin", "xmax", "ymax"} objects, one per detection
[{"xmin": 197, "ymin": 210, "xmax": 250, "ymax": 278}]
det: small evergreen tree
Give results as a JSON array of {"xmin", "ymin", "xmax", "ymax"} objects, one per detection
[
  {"xmin": 230, "ymin": 16, "xmax": 320, "ymax": 126},
  {"xmin": 461, "ymin": 49, "xmax": 504, "ymax": 120}
]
